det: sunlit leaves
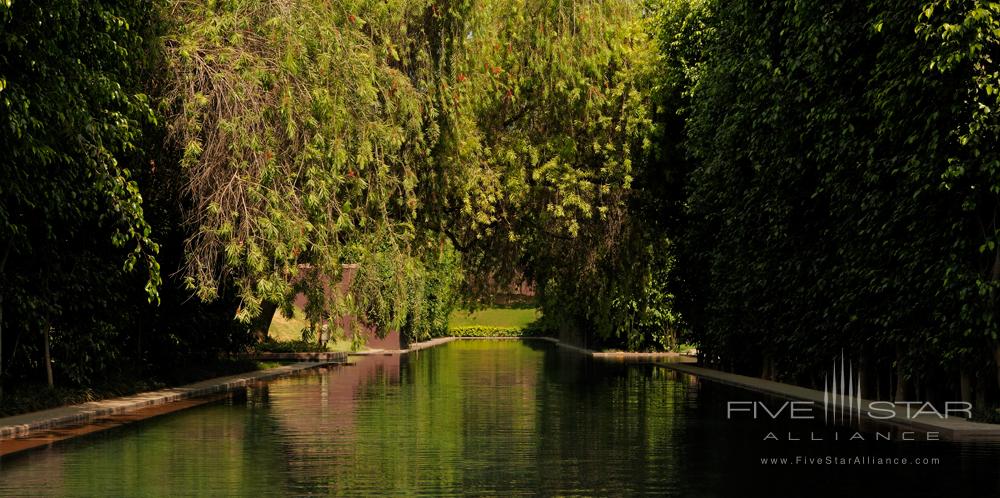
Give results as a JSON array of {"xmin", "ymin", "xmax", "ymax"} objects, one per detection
[
  {"xmin": 0, "ymin": 0, "xmax": 161, "ymax": 302},
  {"xmin": 161, "ymin": 0, "xmax": 450, "ymax": 337}
]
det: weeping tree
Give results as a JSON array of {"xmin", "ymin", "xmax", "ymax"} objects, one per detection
[
  {"xmin": 413, "ymin": 0, "xmax": 671, "ymax": 350},
  {"xmin": 160, "ymin": 0, "xmax": 669, "ymax": 348},
  {"xmin": 160, "ymin": 0, "xmax": 453, "ymax": 340}
]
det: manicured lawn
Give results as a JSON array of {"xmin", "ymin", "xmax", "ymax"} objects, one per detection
[
  {"xmin": 268, "ymin": 307, "xmax": 309, "ymax": 341},
  {"xmin": 267, "ymin": 308, "xmax": 355, "ymax": 352},
  {"xmin": 448, "ymin": 307, "xmax": 540, "ymax": 329}
]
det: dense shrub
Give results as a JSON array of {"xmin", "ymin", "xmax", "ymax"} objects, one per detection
[
  {"xmin": 659, "ymin": 0, "xmax": 1000, "ymax": 401},
  {"xmin": 256, "ymin": 339, "xmax": 327, "ymax": 354},
  {"xmin": 0, "ymin": 0, "xmax": 161, "ymax": 388},
  {"xmin": 449, "ymin": 326, "xmax": 546, "ymax": 338}
]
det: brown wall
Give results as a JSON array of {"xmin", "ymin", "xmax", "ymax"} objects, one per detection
[{"xmin": 291, "ymin": 264, "xmax": 402, "ymax": 350}]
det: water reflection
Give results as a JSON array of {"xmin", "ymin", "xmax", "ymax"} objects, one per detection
[{"xmin": 1, "ymin": 340, "xmax": 999, "ymax": 496}]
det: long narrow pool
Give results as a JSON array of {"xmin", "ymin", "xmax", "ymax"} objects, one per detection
[{"xmin": 1, "ymin": 340, "xmax": 998, "ymax": 496}]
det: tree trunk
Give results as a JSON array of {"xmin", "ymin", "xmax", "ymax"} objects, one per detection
[
  {"xmin": 761, "ymin": 355, "xmax": 775, "ymax": 381},
  {"xmin": 976, "ymin": 372, "xmax": 988, "ymax": 409},
  {"xmin": 0, "ymin": 239, "xmax": 10, "ymax": 400},
  {"xmin": 993, "ymin": 245, "xmax": 1000, "ymax": 395},
  {"xmin": 44, "ymin": 326, "xmax": 54, "ymax": 388},
  {"xmin": 875, "ymin": 364, "xmax": 883, "ymax": 401},
  {"xmin": 252, "ymin": 301, "xmax": 279, "ymax": 342},
  {"xmin": 0, "ymin": 286, "xmax": 4, "ymax": 400},
  {"xmin": 136, "ymin": 320, "xmax": 143, "ymax": 373},
  {"xmin": 994, "ymin": 346, "xmax": 1000, "ymax": 399},
  {"xmin": 894, "ymin": 354, "xmax": 909, "ymax": 402},
  {"xmin": 859, "ymin": 351, "xmax": 873, "ymax": 400},
  {"xmin": 961, "ymin": 370, "xmax": 973, "ymax": 404}
]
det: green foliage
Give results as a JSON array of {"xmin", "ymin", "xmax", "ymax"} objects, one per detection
[
  {"xmin": 663, "ymin": 0, "xmax": 1000, "ymax": 397},
  {"xmin": 257, "ymin": 338, "xmax": 327, "ymax": 354},
  {"xmin": 8, "ymin": 0, "xmax": 667, "ymax": 388},
  {"xmin": 12, "ymin": 0, "xmax": 997, "ymax": 398},
  {"xmin": 160, "ymin": 0, "xmax": 668, "ymax": 350},
  {"xmin": 405, "ymin": 243, "xmax": 464, "ymax": 342},
  {"xmin": 161, "ymin": 0, "xmax": 436, "ymax": 324},
  {"xmin": 159, "ymin": 0, "xmax": 477, "ymax": 346},
  {"xmin": 0, "ymin": 0, "xmax": 163, "ymax": 388},
  {"xmin": 448, "ymin": 307, "xmax": 540, "ymax": 328},
  {"xmin": 449, "ymin": 325, "xmax": 544, "ymax": 338},
  {"xmin": 918, "ymin": 1, "xmax": 1000, "ymax": 339},
  {"xmin": 413, "ymin": 0, "xmax": 670, "ymax": 350},
  {"xmin": 0, "ymin": 0, "xmax": 161, "ymax": 300}
]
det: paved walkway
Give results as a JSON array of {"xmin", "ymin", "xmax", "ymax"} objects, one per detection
[{"xmin": 0, "ymin": 361, "xmax": 336, "ymax": 440}]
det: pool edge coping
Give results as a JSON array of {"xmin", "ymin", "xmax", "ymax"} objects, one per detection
[
  {"xmin": 657, "ymin": 363, "xmax": 1000, "ymax": 442},
  {"xmin": 8, "ymin": 335, "xmax": 997, "ymax": 443},
  {"xmin": 0, "ymin": 336, "xmax": 473, "ymax": 442},
  {"xmin": 352, "ymin": 335, "xmax": 697, "ymax": 360},
  {"xmin": 0, "ymin": 361, "xmax": 339, "ymax": 441},
  {"xmin": 533, "ymin": 337, "xmax": 1000, "ymax": 441}
]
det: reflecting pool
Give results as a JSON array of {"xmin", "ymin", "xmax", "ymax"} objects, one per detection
[{"xmin": 1, "ymin": 340, "xmax": 998, "ymax": 496}]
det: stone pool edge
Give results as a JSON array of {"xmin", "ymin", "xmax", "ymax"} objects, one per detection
[
  {"xmin": 506, "ymin": 336, "xmax": 1000, "ymax": 441},
  {"xmin": 658, "ymin": 363, "xmax": 1000, "ymax": 442},
  {"xmin": 0, "ymin": 336, "xmax": 493, "ymax": 442},
  {"xmin": 352, "ymin": 335, "xmax": 697, "ymax": 360},
  {"xmin": 14, "ymin": 335, "xmax": 995, "ymax": 443},
  {"xmin": 0, "ymin": 361, "xmax": 340, "ymax": 441}
]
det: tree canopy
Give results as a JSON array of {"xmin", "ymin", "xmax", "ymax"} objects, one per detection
[
  {"xmin": 2, "ymin": 0, "xmax": 1000, "ymax": 410},
  {"xmin": 664, "ymin": 0, "xmax": 1000, "ymax": 401}
]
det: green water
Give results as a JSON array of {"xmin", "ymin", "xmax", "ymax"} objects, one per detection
[{"xmin": 1, "ymin": 340, "xmax": 999, "ymax": 496}]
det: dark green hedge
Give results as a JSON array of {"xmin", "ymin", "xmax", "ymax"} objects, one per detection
[
  {"xmin": 659, "ymin": 0, "xmax": 1000, "ymax": 402},
  {"xmin": 449, "ymin": 326, "xmax": 545, "ymax": 338},
  {"xmin": 256, "ymin": 339, "xmax": 328, "ymax": 353}
]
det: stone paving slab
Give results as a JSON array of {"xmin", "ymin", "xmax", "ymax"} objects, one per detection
[
  {"xmin": 0, "ymin": 361, "xmax": 335, "ymax": 441},
  {"xmin": 660, "ymin": 362, "xmax": 1000, "ymax": 442}
]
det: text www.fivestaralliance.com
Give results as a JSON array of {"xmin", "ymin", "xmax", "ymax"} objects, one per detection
[{"xmin": 760, "ymin": 456, "xmax": 940, "ymax": 466}]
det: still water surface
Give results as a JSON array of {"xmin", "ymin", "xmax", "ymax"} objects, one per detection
[{"xmin": 1, "ymin": 340, "xmax": 999, "ymax": 496}]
